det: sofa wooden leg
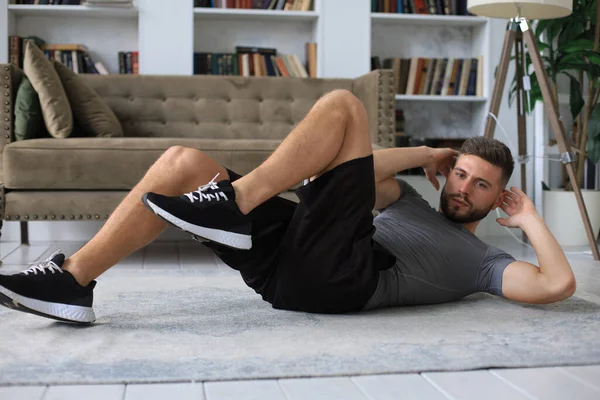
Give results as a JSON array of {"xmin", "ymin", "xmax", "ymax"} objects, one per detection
[{"xmin": 20, "ymin": 221, "xmax": 29, "ymax": 246}]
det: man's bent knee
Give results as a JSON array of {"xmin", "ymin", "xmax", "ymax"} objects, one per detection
[
  {"xmin": 162, "ymin": 146, "xmax": 229, "ymax": 181},
  {"xmin": 318, "ymin": 90, "xmax": 368, "ymax": 133}
]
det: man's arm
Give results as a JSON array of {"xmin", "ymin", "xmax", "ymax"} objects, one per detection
[
  {"xmin": 498, "ymin": 188, "xmax": 576, "ymax": 304},
  {"xmin": 374, "ymin": 176, "xmax": 401, "ymax": 210},
  {"xmin": 372, "ymin": 146, "xmax": 457, "ymax": 210},
  {"xmin": 373, "ymin": 146, "xmax": 434, "ymax": 183},
  {"xmin": 372, "ymin": 147, "xmax": 433, "ymax": 211}
]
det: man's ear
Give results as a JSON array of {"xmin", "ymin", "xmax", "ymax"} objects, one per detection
[{"xmin": 493, "ymin": 190, "xmax": 507, "ymax": 210}]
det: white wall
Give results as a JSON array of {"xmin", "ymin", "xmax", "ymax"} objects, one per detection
[
  {"xmin": 0, "ymin": 0, "xmax": 8, "ymax": 63},
  {"xmin": 317, "ymin": 0, "xmax": 371, "ymax": 78},
  {"xmin": 139, "ymin": 0, "xmax": 193, "ymax": 75}
]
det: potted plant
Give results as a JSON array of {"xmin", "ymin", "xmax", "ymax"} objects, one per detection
[{"xmin": 508, "ymin": 0, "xmax": 600, "ymax": 246}]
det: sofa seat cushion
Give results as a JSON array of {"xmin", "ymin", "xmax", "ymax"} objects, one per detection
[{"xmin": 4, "ymin": 137, "xmax": 282, "ymax": 190}]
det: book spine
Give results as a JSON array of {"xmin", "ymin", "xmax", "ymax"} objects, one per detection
[
  {"xmin": 118, "ymin": 51, "xmax": 126, "ymax": 74},
  {"xmin": 466, "ymin": 58, "xmax": 478, "ymax": 95},
  {"xmin": 126, "ymin": 52, "xmax": 133, "ymax": 74},
  {"xmin": 275, "ymin": 56, "xmax": 290, "ymax": 76},
  {"xmin": 83, "ymin": 53, "xmax": 99, "ymax": 74},
  {"xmin": 71, "ymin": 50, "xmax": 79, "ymax": 73},
  {"xmin": 452, "ymin": 59, "xmax": 463, "ymax": 95},
  {"xmin": 132, "ymin": 51, "xmax": 139, "ymax": 74},
  {"xmin": 8, "ymin": 36, "xmax": 21, "ymax": 69},
  {"xmin": 447, "ymin": 59, "xmax": 460, "ymax": 95},
  {"xmin": 413, "ymin": 0, "xmax": 428, "ymax": 14}
]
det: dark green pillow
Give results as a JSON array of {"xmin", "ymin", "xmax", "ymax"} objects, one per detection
[{"xmin": 14, "ymin": 76, "xmax": 50, "ymax": 141}]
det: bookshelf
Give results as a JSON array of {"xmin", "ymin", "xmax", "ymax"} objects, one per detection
[
  {"xmin": 2, "ymin": 0, "xmax": 138, "ymax": 74},
  {"xmin": 0, "ymin": 0, "xmax": 493, "ymax": 144},
  {"xmin": 193, "ymin": 7, "xmax": 318, "ymax": 22},
  {"xmin": 7, "ymin": 3, "xmax": 137, "ymax": 18},
  {"xmin": 395, "ymin": 95, "xmax": 487, "ymax": 102},
  {"xmin": 193, "ymin": 3, "xmax": 320, "ymax": 77},
  {"xmin": 371, "ymin": 12, "xmax": 486, "ymax": 26},
  {"xmin": 370, "ymin": 9, "xmax": 492, "ymax": 140}
]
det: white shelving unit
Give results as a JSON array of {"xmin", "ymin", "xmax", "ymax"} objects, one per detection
[
  {"xmin": 7, "ymin": 3, "xmax": 137, "ymax": 18},
  {"xmin": 371, "ymin": 10, "xmax": 492, "ymax": 140},
  {"xmin": 193, "ymin": 3, "xmax": 321, "ymax": 76},
  {"xmin": 193, "ymin": 7, "xmax": 318, "ymax": 22},
  {"xmin": 395, "ymin": 95, "xmax": 487, "ymax": 102},
  {"xmin": 371, "ymin": 12, "xmax": 487, "ymax": 26},
  {"xmin": 2, "ymin": 1, "xmax": 139, "ymax": 74}
]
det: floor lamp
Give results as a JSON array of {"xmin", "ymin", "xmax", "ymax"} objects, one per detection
[{"xmin": 467, "ymin": 0, "xmax": 600, "ymax": 260}]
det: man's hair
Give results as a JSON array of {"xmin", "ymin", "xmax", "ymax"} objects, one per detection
[{"xmin": 458, "ymin": 136, "xmax": 514, "ymax": 185}]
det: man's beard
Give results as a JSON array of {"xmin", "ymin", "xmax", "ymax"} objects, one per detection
[{"xmin": 439, "ymin": 187, "xmax": 492, "ymax": 224}]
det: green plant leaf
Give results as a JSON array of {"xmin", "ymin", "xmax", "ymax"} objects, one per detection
[
  {"xmin": 558, "ymin": 22, "xmax": 586, "ymax": 46},
  {"xmin": 537, "ymin": 42, "xmax": 550, "ymax": 52},
  {"xmin": 570, "ymin": 77, "xmax": 585, "ymax": 120},
  {"xmin": 534, "ymin": 19, "xmax": 551, "ymax": 38},
  {"xmin": 558, "ymin": 62, "xmax": 600, "ymax": 78},
  {"xmin": 586, "ymin": 105, "xmax": 600, "ymax": 163},
  {"xmin": 558, "ymin": 38, "xmax": 595, "ymax": 53}
]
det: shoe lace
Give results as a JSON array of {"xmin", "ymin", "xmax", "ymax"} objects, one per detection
[
  {"xmin": 185, "ymin": 173, "xmax": 229, "ymax": 203},
  {"xmin": 21, "ymin": 250, "xmax": 64, "ymax": 276}
]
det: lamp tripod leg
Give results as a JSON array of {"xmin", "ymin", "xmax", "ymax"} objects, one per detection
[
  {"xmin": 484, "ymin": 21, "xmax": 518, "ymax": 139},
  {"xmin": 514, "ymin": 29, "xmax": 530, "ymax": 243}
]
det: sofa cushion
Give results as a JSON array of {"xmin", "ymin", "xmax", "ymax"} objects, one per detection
[
  {"xmin": 53, "ymin": 61, "xmax": 123, "ymax": 138},
  {"xmin": 14, "ymin": 76, "xmax": 50, "ymax": 141},
  {"xmin": 79, "ymin": 74, "xmax": 353, "ymax": 140},
  {"xmin": 23, "ymin": 41, "xmax": 73, "ymax": 138},
  {"xmin": 4, "ymin": 138, "xmax": 282, "ymax": 190}
]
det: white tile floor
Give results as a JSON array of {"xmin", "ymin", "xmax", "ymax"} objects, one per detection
[{"xmin": 1, "ymin": 238, "xmax": 600, "ymax": 400}]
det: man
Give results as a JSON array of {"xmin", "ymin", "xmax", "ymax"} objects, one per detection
[{"xmin": 0, "ymin": 90, "xmax": 576, "ymax": 324}]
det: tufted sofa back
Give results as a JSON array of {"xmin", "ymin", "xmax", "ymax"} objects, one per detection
[{"xmin": 80, "ymin": 74, "xmax": 357, "ymax": 141}]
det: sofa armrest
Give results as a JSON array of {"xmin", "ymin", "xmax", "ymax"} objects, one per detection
[
  {"xmin": 352, "ymin": 69, "xmax": 395, "ymax": 149},
  {"xmin": 0, "ymin": 64, "xmax": 23, "ymax": 185}
]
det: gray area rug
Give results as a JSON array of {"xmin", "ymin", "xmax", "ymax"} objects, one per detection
[{"xmin": 1, "ymin": 268, "xmax": 600, "ymax": 385}]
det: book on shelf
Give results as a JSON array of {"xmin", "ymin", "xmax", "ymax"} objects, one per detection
[
  {"xmin": 194, "ymin": 43, "xmax": 316, "ymax": 78},
  {"xmin": 194, "ymin": 0, "xmax": 312, "ymax": 11},
  {"xmin": 371, "ymin": 0, "xmax": 472, "ymax": 16},
  {"xmin": 8, "ymin": 35, "xmax": 45, "ymax": 68},
  {"xmin": 372, "ymin": 55, "xmax": 483, "ymax": 97},
  {"xmin": 9, "ymin": 36, "xmax": 113, "ymax": 75},
  {"xmin": 40, "ymin": 43, "xmax": 113, "ymax": 75},
  {"xmin": 118, "ymin": 51, "xmax": 138, "ymax": 74}
]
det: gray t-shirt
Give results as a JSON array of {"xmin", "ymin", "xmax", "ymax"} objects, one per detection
[{"xmin": 363, "ymin": 178, "xmax": 515, "ymax": 310}]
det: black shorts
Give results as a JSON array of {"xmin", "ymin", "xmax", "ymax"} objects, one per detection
[{"xmin": 201, "ymin": 154, "xmax": 395, "ymax": 314}]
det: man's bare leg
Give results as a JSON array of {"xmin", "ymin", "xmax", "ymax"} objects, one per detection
[
  {"xmin": 63, "ymin": 89, "xmax": 373, "ymax": 286},
  {"xmin": 232, "ymin": 89, "xmax": 373, "ymax": 215},
  {"xmin": 62, "ymin": 147, "xmax": 232, "ymax": 286}
]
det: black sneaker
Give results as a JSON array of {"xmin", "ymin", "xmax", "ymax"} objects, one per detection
[
  {"xmin": 0, "ymin": 250, "xmax": 96, "ymax": 324},
  {"xmin": 142, "ymin": 173, "xmax": 252, "ymax": 250}
]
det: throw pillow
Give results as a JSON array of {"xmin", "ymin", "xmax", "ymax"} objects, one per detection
[
  {"xmin": 53, "ymin": 60, "xmax": 123, "ymax": 138},
  {"xmin": 14, "ymin": 76, "xmax": 51, "ymax": 141},
  {"xmin": 23, "ymin": 40, "xmax": 73, "ymax": 138}
]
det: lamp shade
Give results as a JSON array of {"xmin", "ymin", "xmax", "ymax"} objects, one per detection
[{"xmin": 467, "ymin": 0, "xmax": 573, "ymax": 19}]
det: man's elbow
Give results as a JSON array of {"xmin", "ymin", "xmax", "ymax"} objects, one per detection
[
  {"xmin": 563, "ymin": 277, "xmax": 577, "ymax": 298},
  {"xmin": 550, "ymin": 276, "xmax": 577, "ymax": 302}
]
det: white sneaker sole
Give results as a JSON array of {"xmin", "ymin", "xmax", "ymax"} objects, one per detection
[
  {"xmin": 0, "ymin": 285, "xmax": 96, "ymax": 324},
  {"xmin": 145, "ymin": 198, "xmax": 252, "ymax": 250}
]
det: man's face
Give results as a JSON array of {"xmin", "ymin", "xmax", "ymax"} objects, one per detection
[{"xmin": 440, "ymin": 154, "xmax": 505, "ymax": 224}]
